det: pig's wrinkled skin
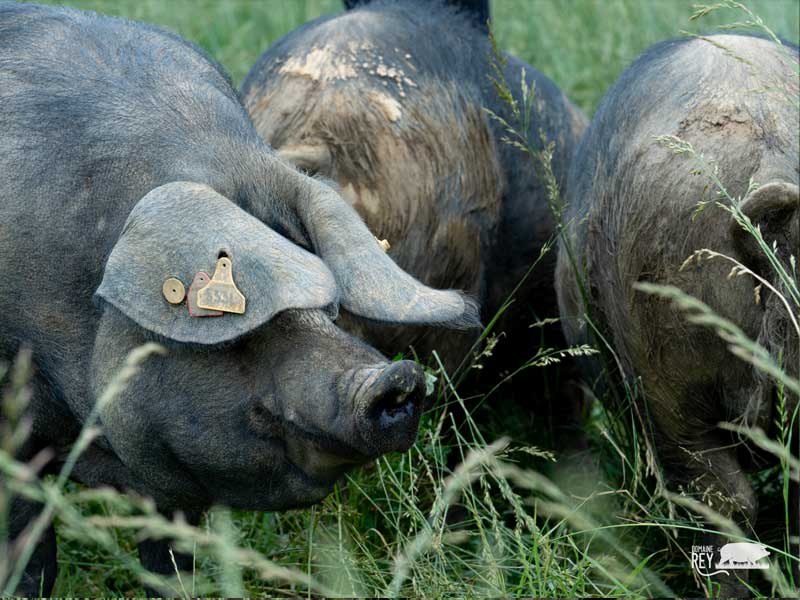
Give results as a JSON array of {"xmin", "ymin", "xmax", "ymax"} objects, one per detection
[
  {"xmin": 556, "ymin": 34, "xmax": 799, "ymax": 595},
  {"xmin": 240, "ymin": 0, "xmax": 588, "ymax": 426},
  {"xmin": 0, "ymin": 3, "xmax": 479, "ymax": 594}
]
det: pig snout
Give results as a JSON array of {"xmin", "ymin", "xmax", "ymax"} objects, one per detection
[{"xmin": 351, "ymin": 360, "xmax": 425, "ymax": 456}]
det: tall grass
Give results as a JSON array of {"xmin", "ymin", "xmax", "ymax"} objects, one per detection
[{"xmin": 0, "ymin": 345, "xmax": 685, "ymax": 597}]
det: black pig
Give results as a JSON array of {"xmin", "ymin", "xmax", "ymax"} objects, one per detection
[
  {"xmin": 240, "ymin": 0, "xmax": 587, "ymax": 425},
  {"xmin": 556, "ymin": 34, "xmax": 798, "ymax": 595},
  {"xmin": 0, "ymin": 2, "xmax": 479, "ymax": 594}
]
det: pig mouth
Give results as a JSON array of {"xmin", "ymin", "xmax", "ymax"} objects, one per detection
[
  {"xmin": 280, "ymin": 377, "xmax": 424, "ymax": 483},
  {"xmin": 282, "ymin": 421, "xmax": 367, "ymax": 484},
  {"xmin": 284, "ymin": 419, "xmax": 366, "ymax": 460}
]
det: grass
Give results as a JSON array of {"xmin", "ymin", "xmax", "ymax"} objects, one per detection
[
  {"xmin": 32, "ymin": 0, "xmax": 799, "ymax": 115},
  {"xmin": 2, "ymin": 0, "xmax": 799, "ymax": 598}
]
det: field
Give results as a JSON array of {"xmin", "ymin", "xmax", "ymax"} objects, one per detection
[
  {"xmin": 2, "ymin": 0, "xmax": 800, "ymax": 597},
  {"xmin": 30, "ymin": 0, "xmax": 800, "ymax": 114}
]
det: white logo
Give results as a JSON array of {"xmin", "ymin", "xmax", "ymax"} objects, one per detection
[{"xmin": 691, "ymin": 542, "xmax": 770, "ymax": 577}]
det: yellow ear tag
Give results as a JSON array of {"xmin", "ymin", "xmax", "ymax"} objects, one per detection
[{"xmin": 196, "ymin": 256, "xmax": 246, "ymax": 314}]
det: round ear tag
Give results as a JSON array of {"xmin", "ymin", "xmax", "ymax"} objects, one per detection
[{"xmin": 162, "ymin": 278, "xmax": 186, "ymax": 304}]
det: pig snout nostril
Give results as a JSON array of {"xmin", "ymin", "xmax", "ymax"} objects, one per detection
[
  {"xmin": 369, "ymin": 386, "xmax": 420, "ymax": 423},
  {"xmin": 356, "ymin": 360, "xmax": 425, "ymax": 455},
  {"xmin": 378, "ymin": 389, "xmax": 409, "ymax": 409},
  {"xmin": 391, "ymin": 391, "xmax": 409, "ymax": 405}
]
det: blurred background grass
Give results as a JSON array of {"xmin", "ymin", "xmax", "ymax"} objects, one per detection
[{"xmin": 34, "ymin": 0, "xmax": 800, "ymax": 114}]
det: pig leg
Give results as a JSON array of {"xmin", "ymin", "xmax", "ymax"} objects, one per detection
[
  {"xmin": 791, "ymin": 477, "xmax": 799, "ymax": 586},
  {"xmin": 662, "ymin": 432, "xmax": 757, "ymax": 597},
  {"xmin": 6, "ymin": 496, "xmax": 58, "ymax": 596},
  {"xmin": 137, "ymin": 509, "xmax": 202, "ymax": 596},
  {"xmin": 791, "ymin": 435, "xmax": 799, "ymax": 586}
]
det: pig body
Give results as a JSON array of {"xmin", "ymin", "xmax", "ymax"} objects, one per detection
[
  {"xmin": 0, "ymin": 3, "xmax": 477, "ymax": 594},
  {"xmin": 556, "ymin": 34, "xmax": 799, "ymax": 594},
  {"xmin": 240, "ymin": 0, "xmax": 587, "ymax": 402}
]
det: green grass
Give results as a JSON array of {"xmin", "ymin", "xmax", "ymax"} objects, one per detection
[
  {"xmin": 3, "ymin": 0, "xmax": 800, "ymax": 598},
  {"xmin": 33, "ymin": 0, "xmax": 800, "ymax": 114}
]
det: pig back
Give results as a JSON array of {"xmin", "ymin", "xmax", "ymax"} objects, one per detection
[
  {"xmin": 0, "ymin": 3, "xmax": 257, "ymax": 413},
  {"xmin": 560, "ymin": 34, "xmax": 798, "ymax": 418}
]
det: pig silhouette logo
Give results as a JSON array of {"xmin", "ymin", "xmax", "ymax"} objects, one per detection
[
  {"xmin": 716, "ymin": 543, "xmax": 770, "ymax": 570},
  {"xmin": 691, "ymin": 542, "xmax": 771, "ymax": 577}
]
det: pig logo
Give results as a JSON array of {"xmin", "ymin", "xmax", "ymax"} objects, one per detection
[
  {"xmin": 716, "ymin": 542, "xmax": 770, "ymax": 570},
  {"xmin": 691, "ymin": 542, "xmax": 770, "ymax": 577}
]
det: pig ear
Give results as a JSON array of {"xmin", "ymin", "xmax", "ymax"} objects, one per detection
[
  {"xmin": 95, "ymin": 182, "xmax": 338, "ymax": 345},
  {"xmin": 731, "ymin": 181, "xmax": 799, "ymax": 275},
  {"xmin": 290, "ymin": 182, "xmax": 481, "ymax": 328},
  {"xmin": 277, "ymin": 142, "xmax": 333, "ymax": 176}
]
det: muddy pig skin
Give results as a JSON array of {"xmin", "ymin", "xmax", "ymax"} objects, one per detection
[
  {"xmin": 241, "ymin": 0, "xmax": 588, "ymax": 431},
  {"xmin": 556, "ymin": 34, "xmax": 798, "ymax": 596},
  {"xmin": 0, "ymin": 2, "xmax": 480, "ymax": 594}
]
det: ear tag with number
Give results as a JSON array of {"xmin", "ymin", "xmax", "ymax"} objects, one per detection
[
  {"xmin": 187, "ymin": 272, "xmax": 223, "ymax": 317},
  {"xmin": 196, "ymin": 256, "xmax": 246, "ymax": 314}
]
